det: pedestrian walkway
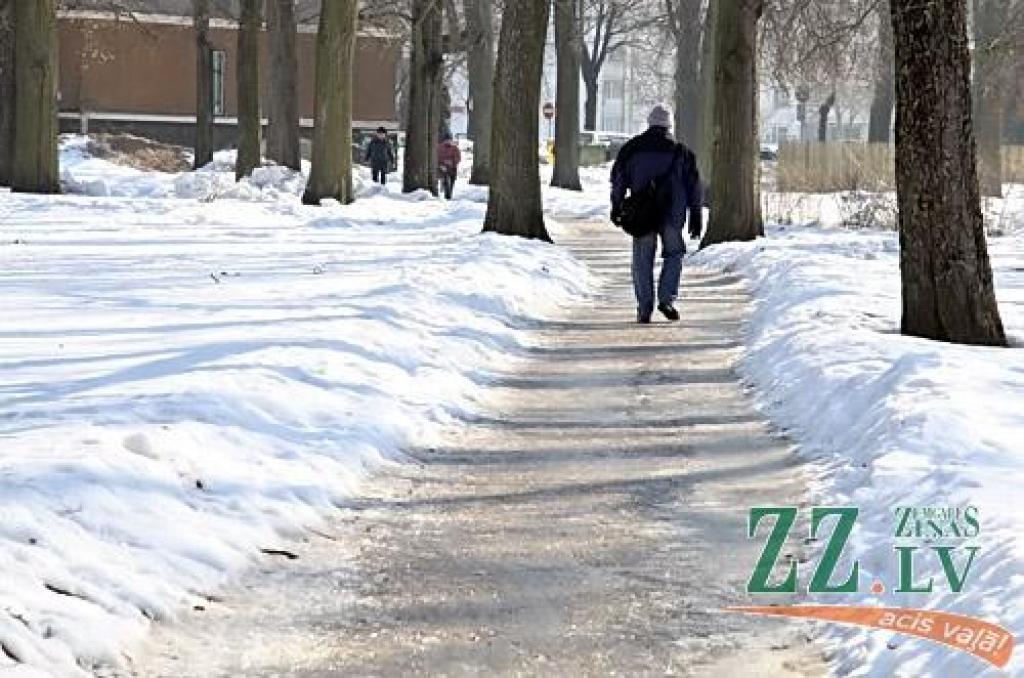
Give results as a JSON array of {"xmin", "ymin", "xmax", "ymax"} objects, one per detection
[{"xmin": 136, "ymin": 221, "xmax": 827, "ymax": 677}]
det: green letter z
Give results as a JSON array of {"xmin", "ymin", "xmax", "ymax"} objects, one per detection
[{"xmin": 747, "ymin": 507, "xmax": 798, "ymax": 594}]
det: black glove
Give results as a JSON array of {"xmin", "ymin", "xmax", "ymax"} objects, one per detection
[
  {"xmin": 611, "ymin": 205, "xmax": 623, "ymax": 226},
  {"xmin": 687, "ymin": 207, "xmax": 703, "ymax": 240}
]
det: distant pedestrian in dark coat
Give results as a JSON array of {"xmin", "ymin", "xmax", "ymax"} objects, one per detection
[
  {"xmin": 365, "ymin": 127, "xmax": 395, "ymax": 186},
  {"xmin": 611, "ymin": 104, "xmax": 703, "ymax": 324}
]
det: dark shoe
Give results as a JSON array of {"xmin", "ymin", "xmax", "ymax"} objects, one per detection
[
  {"xmin": 637, "ymin": 309, "xmax": 652, "ymax": 324},
  {"xmin": 658, "ymin": 302, "xmax": 680, "ymax": 322}
]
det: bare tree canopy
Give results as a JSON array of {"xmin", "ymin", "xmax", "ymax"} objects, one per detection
[{"xmin": 579, "ymin": 0, "xmax": 664, "ymax": 130}]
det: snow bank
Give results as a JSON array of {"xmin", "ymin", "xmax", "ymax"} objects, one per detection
[
  {"xmin": 0, "ymin": 162, "xmax": 593, "ymax": 674},
  {"xmin": 692, "ymin": 222, "xmax": 1024, "ymax": 677},
  {"xmin": 60, "ymin": 135, "xmax": 612, "ymax": 222},
  {"xmin": 542, "ymin": 164, "xmax": 614, "ymax": 220},
  {"xmin": 59, "ymin": 137, "xmax": 311, "ymax": 203},
  {"xmin": 449, "ymin": 148, "xmax": 611, "ymax": 220}
]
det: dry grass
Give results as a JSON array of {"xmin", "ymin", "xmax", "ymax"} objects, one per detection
[
  {"xmin": 777, "ymin": 142, "xmax": 1024, "ymax": 193},
  {"xmin": 86, "ymin": 133, "xmax": 191, "ymax": 173},
  {"xmin": 777, "ymin": 142, "xmax": 895, "ymax": 193},
  {"xmin": 1005, "ymin": 145, "xmax": 1024, "ymax": 184}
]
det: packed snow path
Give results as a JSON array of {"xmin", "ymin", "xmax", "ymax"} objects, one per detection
[{"xmin": 138, "ymin": 221, "xmax": 826, "ymax": 677}]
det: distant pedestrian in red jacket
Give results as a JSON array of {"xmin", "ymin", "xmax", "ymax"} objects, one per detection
[{"xmin": 437, "ymin": 134, "xmax": 462, "ymax": 199}]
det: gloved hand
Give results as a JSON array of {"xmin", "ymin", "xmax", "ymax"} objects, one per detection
[
  {"xmin": 611, "ymin": 205, "xmax": 623, "ymax": 226},
  {"xmin": 687, "ymin": 207, "xmax": 703, "ymax": 240}
]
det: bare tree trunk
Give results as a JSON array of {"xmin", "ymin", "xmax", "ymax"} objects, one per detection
[
  {"xmin": 397, "ymin": 55, "xmax": 410, "ymax": 133},
  {"xmin": 438, "ymin": 0, "xmax": 456, "ymax": 148},
  {"xmin": 1011, "ymin": 35, "xmax": 1024, "ymax": 144},
  {"xmin": 582, "ymin": 76, "xmax": 598, "ymax": 131},
  {"xmin": 0, "ymin": 0, "xmax": 14, "ymax": 186},
  {"xmin": 11, "ymin": 0, "xmax": 59, "ymax": 194},
  {"xmin": 439, "ymin": 82, "xmax": 452, "ymax": 139},
  {"xmin": 750, "ymin": 35, "xmax": 762, "ymax": 229},
  {"xmin": 671, "ymin": 0, "xmax": 702, "ymax": 148},
  {"xmin": 701, "ymin": 0, "xmax": 762, "ymax": 247},
  {"xmin": 403, "ymin": 0, "xmax": 442, "ymax": 194},
  {"xmin": 235, "ymin": 0, "xmax": 261, "ymax": 180},
  {"xmin": 973, "ymin": 0, "xmax": 1010, "ymax": 198},
  {"xmin": 697, "ymin": 0, "xmax": 718, "ymax": 178},
  {"xmin": 463, "ymin": 0, "xmax": 493, "ymax": 185},
  {"xmin": 404, "ymin": 9, "xmax": 429, "ymax": 194},
  {"xmin": 302, "ymin": 0, "xmax": 357, "ymax": 204},
  {"xmin": 266, "ymin": 0, "xmax": 301, "ymax": 170},
  {"xmin": 551, "ymin": 0, "xmax": 582, "ymax": 190},
  {"xmin": 867, "ymin": 0, "xmax": 894, "ymax": 144},
  {"xmin": 1005, "ymin": 44, "xmax": 1021, "ymax": 144},
  {"xmin": 578, "ymin": 14, "xmax": 601, "ymax": 133},
  {"xmin": 194, "ymin": 0, "xmax": 214, "ymax": 169},
  {"xmin": 427, "ymin": 29, "xmax": 442, "ymax": 194},
  {"xmin": 818, "ymin": 90, "xmax": 835, "ymax": 142},
  {"xmin": 891, "ymin": 0, "xmax": 1006, "ymax": 345},
  {"xmin": 482, "ymin": 0, "xmax": 552, "ymax": 241}
]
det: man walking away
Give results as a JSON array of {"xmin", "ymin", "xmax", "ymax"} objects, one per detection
[
  {"xmin": 366, "ymin": 127, "xmax": 395, "ymax": 186},
  {"xmin": 611, "ymin": 104, "xmax": 702, "ymax": 324},
  {"xmin": 437, "ymin": 134, "xmax": 462, "ymax": 199}
]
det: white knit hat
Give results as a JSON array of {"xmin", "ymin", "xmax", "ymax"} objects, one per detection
[{"xmin": 647, "ymin": 104, "xmax": 673, "ymax": 129}]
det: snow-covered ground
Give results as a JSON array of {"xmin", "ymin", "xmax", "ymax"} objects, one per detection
[
  {"xmin": 694, "ymin": 188, "xmax": 1024, "ymax": 677},
  {"xmin": 0, "ymin": 140, "xmax": 597, "ymax": 676},
  {"xmin": 6, "ymin": 134, "xmax": 1023, "ymax": 676}
]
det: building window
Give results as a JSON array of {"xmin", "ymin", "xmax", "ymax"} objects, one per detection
[
  {"xmin": 212, "ymin": 50, "xmax": 227, "ymax": 116},
  {"xmin": 602, "ymin": 114, "xmax": 624, "ymax": 132},
  {"xmin": 602, "ymin": 80, "xmax": 625, "ymax": 102},
  {"xmin": 772, "ymin": 87, "xmax": 790, "ymax": 110}
]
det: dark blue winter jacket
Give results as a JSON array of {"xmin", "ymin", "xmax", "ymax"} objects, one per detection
[{"xmin": 610, "ymin": 127, "xmax": 702, "ymax": 233}]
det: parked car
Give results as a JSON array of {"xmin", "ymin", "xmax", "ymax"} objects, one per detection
[
  {"xmin": 597, "ymin": 132, "xmax": 631, "ymax": 159},
  {"xmin": 579, "ymin": 131, "xmax": 631, "ymax": 160}
]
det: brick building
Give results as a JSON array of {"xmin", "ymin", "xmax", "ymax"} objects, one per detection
[{"xmin": 57, "ymin": 1, "xmax": 401, "ymax": 149}]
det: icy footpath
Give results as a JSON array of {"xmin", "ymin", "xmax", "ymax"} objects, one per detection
[
  {"xmin": 692, "ymin": 215, "xmax": 1024, "ymax": 677},
  {"xmin": 0, "ymin": 149, "xmax": 594, "ymax": 675}
]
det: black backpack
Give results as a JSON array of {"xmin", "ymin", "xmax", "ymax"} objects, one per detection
[{"xmin": 618, "ymin": 145, "xmax": 683, "ymax": 238}]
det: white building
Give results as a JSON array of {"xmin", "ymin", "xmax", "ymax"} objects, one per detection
[
  {"xmin": 760, "ymin": 83, "xmax": 874, "ymax": 145},
  {"xmin": 595, "ymin": 48, "xmax": 633, "ymax": 133}
]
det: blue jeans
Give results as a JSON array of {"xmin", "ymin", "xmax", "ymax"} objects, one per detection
[{"xmin": 632, "ymin": 223, "xmax": 685, "ymax": 317}]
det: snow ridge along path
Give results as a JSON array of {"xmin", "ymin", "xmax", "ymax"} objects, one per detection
[{"xmin": 137, "ymin": 220, "xmax": 827, "ymax": 677}]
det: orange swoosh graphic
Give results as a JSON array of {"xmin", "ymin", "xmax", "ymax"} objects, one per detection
[{"xmin": 727, "ymin": 605, "xmax": 1014, "ymax": 669}]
